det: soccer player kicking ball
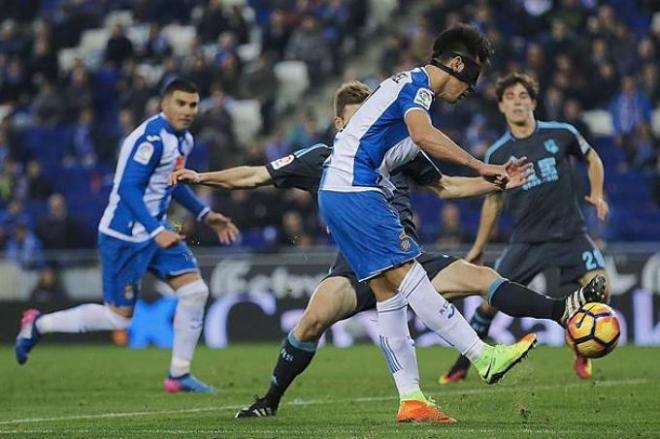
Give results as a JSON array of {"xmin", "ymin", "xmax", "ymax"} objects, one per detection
[
  {"xmin": 317, "ymin": 25, "xmax": 544, "ymax": 424},
  {"xmin": 15, "ymin": 79, "xmax": 239, "ymax": 393},
  {"xmin": 171, "ymin": 81, "xmax": 606, "ymax": 420},
  {"xmin": 441, "ymin": 73, "xmax": 611, "ymax": 383}
]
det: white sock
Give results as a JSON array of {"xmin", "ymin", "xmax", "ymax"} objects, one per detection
[
  {"xmin": 400, "ymin": 262, "xmax": 486, "ymax": 362},
  {"xmin": 376, "ymin": 293, "xmax": 421, "ymax": 398},
  {"xmin": 35, "ymin": 304, "xmax": 131, "ymax": 333},
  {"xmin": 170, "ymin": 279, "xmax": 209, "ymax": 377}
]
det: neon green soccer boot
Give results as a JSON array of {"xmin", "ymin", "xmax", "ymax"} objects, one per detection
[{"xmin": 473, "ymin": 334, "xmax": 538, "ymax": 384}]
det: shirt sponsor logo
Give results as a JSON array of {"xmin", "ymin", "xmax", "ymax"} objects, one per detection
[
  {"xmin": 270, "ymin": 154, "xmax": 294, "ymax": 170},
  {"xmin": 134, "ymin": 142, "xmax": 154, "ymax": 165},
  {"xmin": 413, "ymin": 88, "xmax": 433, "ymax": 110}
]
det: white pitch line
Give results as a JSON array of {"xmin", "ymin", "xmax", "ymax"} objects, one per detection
[{"xmin": 0, "ymin": 378, "xmax": 651, "ymax": 427}]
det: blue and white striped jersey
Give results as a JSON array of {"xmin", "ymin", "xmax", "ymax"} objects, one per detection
[
  {"xmin": 321, "ymin": 67, "xmax": 434, "ymax": 192},
  {"xmin": 99, "ymin": 113, "xmax": 209, "ymax": 242}
]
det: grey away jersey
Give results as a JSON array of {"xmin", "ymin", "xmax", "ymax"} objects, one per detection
[{"xmin": 485, "ymin": 120, "xmax": 592, "ymax": 243}]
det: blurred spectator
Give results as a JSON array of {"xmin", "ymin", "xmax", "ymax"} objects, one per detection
[
  {"xmin": 288, "ymin": 108, "xmax": 323, "ymax": 150},
  {"xmin": 609, "ymin": 75, "xmax": 653, "ymax": 169},
  {"xmin": 552, "ymin": 0, "xmax": 587, "ymax": 31},
  {"xmin": 63, "ymin": 64, "xmax": 94, "ymax": 121},
  {"xmin": 261, "ymin": 9, "xmax": 291, "ymax": 61},
  {"xmin": 0, "ymin": 223, "xmax": 6, "ymax": 249},
  {"xmin": 186, "ymin": 53, "xmax": 214, "ymax": 97},
  {"xmin": 227, "ymin": 4, "xmax": 250, "ymax": 44},
  {"xmin": 66, "ymin": 107, "xmax": 99, "ymax": 167},
  {"xmin": 36, "ymin": 193, "xmax": 90, "ymax": 250},
  {"xmin": 0, "ymin": 130, "xmax": 9, "ymax": 168},
  {"xmin": 264, "ymin": 130, "xmax": 291, "ymax": 162},
  {"xmin": 29, "ymin": 265, "xmax": 68, "ymax": 303},
  {"xmin": 0, "ymin": 59, "xmax": 33, "ymax": 104},
  {"xmin": 279, "ymin": 210, "xmax": 313, "ymax": 248},
  {"xmin": 197, "ymin": 86, "xmax": 237, "ymax": 169},
  {"xmin": 585, "ymin": 62, "xmax": 619, "ymax": 108},
  {"xmin": 244, "ymin": 52, "xmax": 278, "ymax": 135},
  {"xmin": 31, "ymin": 80, "xmax": 62, "ymax": 125},
  {"xmin": 156, "ymin": 55, "xmax": 180, "ymax": 92},
  {"xmin": 0, "ymin": 19, "xmax": 28, "ymax": 56},
  {"xmin": 0, "ymin": 199, "xmax": 31, "ymax": 230},
  {"xmin": 120, "ymin": 74, "xmax": 152, "ymax": 122},
  {"xmin": 640, "ymin": 63, "xmax": 659, "ymax": 103},
  {"xmin": 104, "ymin": 23, "xmax": 134, "ymax": 67},
  {"xmin": 0, "ymin": 160, "xmax": 23, "ymax": 206},
  {"xmin": 436, "ymin": 203, "xmax": 468, "ymax": 249},
  {"xmin": 5, "ymin": 221, "xmax": 44, "ymax": 268},
  {"xmin": 26, "ymin": 160, "xmax": 53, "ymax": 200},
  {"xmin": 197, "ymin": 0, "xmax": 230, "ymax": 44},
  {"xmin": 286, "ymin": 15, "xmax": 331, "ymax": 83},
  {"xmin": 141, "ymin": 23, "xmax": 172, "ymax": 62},
  {"xmin": 562, "ymin": 99, "xmax": 594, "ymax": 146},
  {"xmin": 29, "ymin": 33, "xmax": 59, "ymax": 83}
]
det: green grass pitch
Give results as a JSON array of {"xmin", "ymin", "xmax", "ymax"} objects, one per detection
[{"xmin": 1, "ymin": 344, "xmax": 659, "ymax": 438}]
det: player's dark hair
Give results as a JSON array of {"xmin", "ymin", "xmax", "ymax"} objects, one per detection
[
  {"xmin": 495, "ymin": 73, "xmax": 539, "ymax": 101},
  {"xmin": 430, "ymin": 23, "xmax": 493, "ymax": 67},
  {"xmin": 334, "ymin": 81, "xmax": 371, "ymax": 117},
  {"xmin": 162, "ymin": 78, "xmax": 199, "ymax": 97}
]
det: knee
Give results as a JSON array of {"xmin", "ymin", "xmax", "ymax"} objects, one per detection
[
  {"xmin": 176, "ymin": 279, "xmax": 209, "ymax": 306},
  {"xmin": 476, "ymin": 266, "xmax": 500, "ymax": 295},
  {"xmin": 295, "ymin": 313, "xmax": 330, "ymax": 342}
]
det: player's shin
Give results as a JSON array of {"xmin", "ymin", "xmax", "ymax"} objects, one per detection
[
  {"xmin": 376, "ymin": 293, "xmax": 423, "ymax": 401},
  {"xmin": 401, "ymin": 262, "xmax": 486, "ymax": 362},
  {"xmin": 170, "ymin": 279, "xmax": 209, "ymax": 377},
  {"xmin": 36, "ymin": 304, "xmax": 131, "ymax": 333},
  {"xmin": 487, "ymin": 278, "xmax": 565, "ymax": 322}
]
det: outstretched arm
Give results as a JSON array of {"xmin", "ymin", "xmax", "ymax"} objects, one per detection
[
  {"xmin": 405, "ymin": 110, "xmax": 521, "ymax": 183},
  {"xmin": 429, "ymin": 160, "xmax": 532, "ymax": 199},
  {"xmin": 169, "ymin": 166, "xmax": 273, "ymax": 189}
]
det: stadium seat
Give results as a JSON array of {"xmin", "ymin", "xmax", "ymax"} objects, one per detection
[
  {"xmin": 274, "ymin": 61, "xmax": 308, "ymax": 113},
  {"xmin": 162, "ymin": 25, "xmax": 196, "ymax": 57},
  {"xmin": 227, "ymin": 99, "xmax": 263, "ymax": 145}
]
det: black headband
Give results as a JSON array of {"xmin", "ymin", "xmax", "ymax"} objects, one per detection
[{"xmin": 431, "ymin": 52, "xmax": 482, "ymax": 89}]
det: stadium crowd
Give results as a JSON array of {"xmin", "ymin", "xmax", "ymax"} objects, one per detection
[{"xmin": 0, "ymin": 0, "xmax": 658, "ymax": 270}]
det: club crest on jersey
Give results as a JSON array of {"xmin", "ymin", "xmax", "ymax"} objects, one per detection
[
  {"xmin": 544, "ymin": 138, "xmax": 559, "ymax": 154},
  {"xmin": 134, "ymin": 142, "xmax": 154, "ymax": 165},
  {"xmin": 270, "ymin": 154, "xmax": 294, "ymax": 170},
  {"xmin": 124, "ymin": 284, "xmax": 135, "ymax": 301},
  {"xmin": 414, "ymin": 88, "xmax": 433, "ymax": 110},
  {"xmin": 399, "ymin": 231, "xmax": 412, "ymax": 251}
]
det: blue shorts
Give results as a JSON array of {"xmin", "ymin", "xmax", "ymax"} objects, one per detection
[
  {"xmin": 98, "ymin": 232, "xmax": 199, "ymax": 307},
  {"xmin": 318, "ymin": 190, "xmax": 420, "ymax": 281}
]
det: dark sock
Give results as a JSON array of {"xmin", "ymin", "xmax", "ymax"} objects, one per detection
[
  {"xmin": 264, "ymin": 331, "xmax": 317, "ymax": 408},
  {"xmin": 488, "ymin": 278, "xmax": 564, "ymax": 322},
  {"xmin": 469, "ymin": 307, "xmax": 495, "ymax": 339}
]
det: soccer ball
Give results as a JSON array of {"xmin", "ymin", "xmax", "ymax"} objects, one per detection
[{"xmin": 565, "ymin": 303, "xmax": 620, "ymax": 358}]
